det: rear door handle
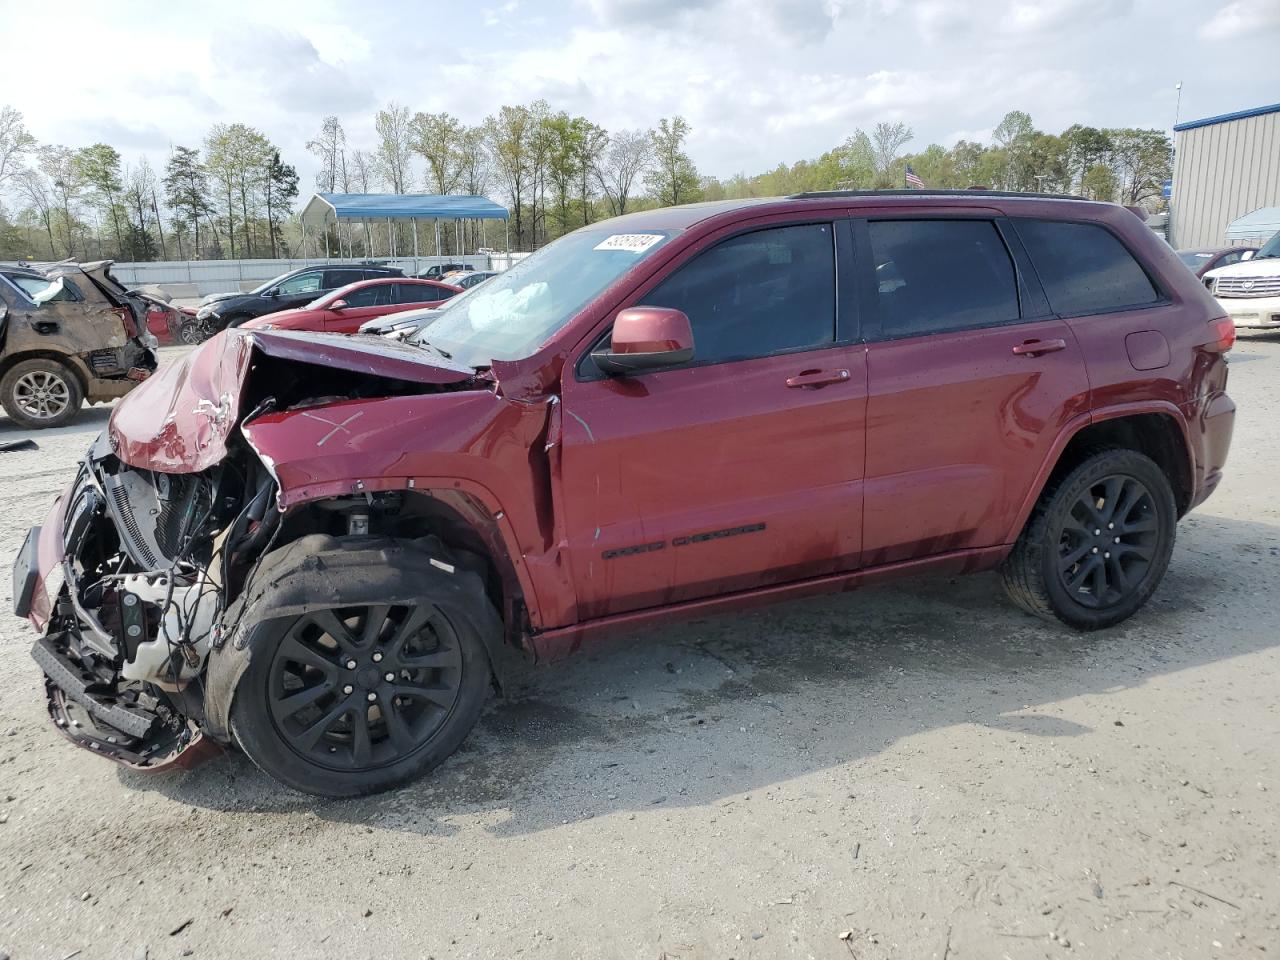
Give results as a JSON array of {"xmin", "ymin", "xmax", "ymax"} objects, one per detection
[
  {"xmin": 1012, "ymin": 338, "xmax": 1067, "ymax": 357},
  {"xmin": 786, "ymin": 368, "xmax": 851, "ymax": 388}
]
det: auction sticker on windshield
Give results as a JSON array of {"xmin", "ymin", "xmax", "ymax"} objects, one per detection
[{"xmin": 593, "ymin": 234, "xmax": 666, "ymax": 253}]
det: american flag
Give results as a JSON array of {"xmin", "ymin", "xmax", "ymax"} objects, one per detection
[{"xmin": 905, "ymin": 164, "xmax": 925, "ymax": 189}]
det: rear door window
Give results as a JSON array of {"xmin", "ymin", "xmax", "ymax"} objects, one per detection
[
  {"xmin": 640, "ymin": 222, "xmax": 836, "ymax": 365},
  {"xmin": 341, "ymin": 285, "xmax": 393, "ymax": 307},
  {"xmin": 1014, "ymin": 219, "xmax": 1159, "ymax": 316},
  {"xmin": 867, "ymin": 219, "xmax": 1020, "ymax": 338},
  {"xmin": 396, "ymin": 284, "xmax": 442, "ymax": 304},
  {"xmin": 324, "ymin": 269, "xmax": 365, "ymax": 290}
]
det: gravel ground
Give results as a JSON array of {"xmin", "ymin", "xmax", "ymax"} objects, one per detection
[{"xmin": 1, "ymin": 340, "xmax": 1278, "ymax": 960}]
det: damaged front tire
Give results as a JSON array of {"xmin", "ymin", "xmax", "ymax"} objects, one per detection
[{"xmin": 224, "ymin": 536, "xmax": 499, "ymax": 797}]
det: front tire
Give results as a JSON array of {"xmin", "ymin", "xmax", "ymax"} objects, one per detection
[
  {"xmin": 1001, "ymin": 449, "xmax": 1176, "ymax": 630},
  {"xmin": 177, "ymin": 320, "xmax": 205, "ymax": 345},
  {"xmin": 1, "ymin": 358, "xmax": 83, "ymax": 429}
]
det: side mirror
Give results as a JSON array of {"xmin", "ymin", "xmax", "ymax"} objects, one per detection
[
  {"xmin": 1241, "ymin": 250, "xmax": 1255, "ymax": 261},
  {"xmin": 592, "ymin": 306, "xmax": 695, "ymax": 376},
  {"xmin": 330, "ymin": 299, "xmax": 349, "ymax": 310}
]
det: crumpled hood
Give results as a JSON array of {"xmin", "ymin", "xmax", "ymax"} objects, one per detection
[
  {"xmin": 107, "ymin": 328, "xmax": 475, "ymax": 473},
  {"xmin": 201, "ymin": 291, "xmax": 244, "ymax": 306}
]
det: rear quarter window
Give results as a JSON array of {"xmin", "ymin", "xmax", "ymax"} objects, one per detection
[{"xmin": 1015, "ymin": 219, "xmax": 1160, "ymax": 316}]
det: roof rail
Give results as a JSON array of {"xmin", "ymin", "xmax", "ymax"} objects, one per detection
[{"xmin": 788, "ymin": 188, "xmax": 1085, "ymax": 201}]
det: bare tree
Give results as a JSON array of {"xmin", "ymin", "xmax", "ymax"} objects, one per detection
[
  {"xmin": 15, "ymin": 167, "xmax": 57, "ymax": 257},
  {"xmin": 596, "ymin": 128, "xmax": 652, "ymax": 217},
  {"xmin": 373, "ymin": 102, "xmax": 413, "ymax": 193},
  {"xmin": 871, "ymin": 121, "xmax": 913, "ymax": 174},
  {"xmin": 0, "ymin": 105, "xmax": 36, "ymax": 189},
  {"xmin": 307, "ymin": 116, "xmax": 347, "ymax": 192}
]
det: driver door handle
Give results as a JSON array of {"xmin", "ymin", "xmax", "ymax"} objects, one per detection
[
  {"xmin": 1012, "ymin": 338, "xmax": 1067, "ymax": 357},
  {"xmin": 786, "ymin": 368, "xmax": 851, "ymax": 388}
]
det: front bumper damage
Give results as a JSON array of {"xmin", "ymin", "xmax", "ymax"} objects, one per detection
[{"xmin": 18, "ymin": 459, "xmax": 222, "ymax": 772}]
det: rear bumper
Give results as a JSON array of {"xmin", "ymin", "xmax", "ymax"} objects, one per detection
[
  {"xmin": 1216, "ymin": 294, "xmax": 1280, "ymax": 329},
  {"xmin": 83, "ymin": 342, "xmax": 157, "ymax": 404},
  {"xmin": 1184, "ymin": 390, "xmax": 1235, "ymax": 511}
]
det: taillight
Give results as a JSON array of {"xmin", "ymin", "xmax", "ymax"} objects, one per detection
[
  {"xmin": 1205, "ymin": 316, "xmax": 1235, "ymax": 353},
  {"xmin": 113, "ymin": 305, "xmax": 139, "ymax": 338}
]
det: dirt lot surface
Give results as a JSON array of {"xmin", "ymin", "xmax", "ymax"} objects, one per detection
[{"xmin": 1, "ymin": 341, "xmax": 1278, "ymax": 960}]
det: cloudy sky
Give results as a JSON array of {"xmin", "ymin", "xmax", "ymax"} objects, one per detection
[{"xmin": 3, "ymin": 0, "xmax": 1276, "ymax": 194}]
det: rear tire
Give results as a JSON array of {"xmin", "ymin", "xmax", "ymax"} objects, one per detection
[
  {"xmin": 1, "ymin": 358, "xmax": 83, "ymax": 429},
  {"xmin": 1001, "ymin": 449, "xmax": 1176, "ymax": 630}
]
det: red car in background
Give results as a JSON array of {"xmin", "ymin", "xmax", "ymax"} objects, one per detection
[{"xmin": 240, "ymin": 277, "xmax": 462, "ymax": 334}]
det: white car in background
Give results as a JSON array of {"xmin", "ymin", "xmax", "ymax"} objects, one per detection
[{"xmin": 1205, "ymin": 230, "xmax": 1280, "ymax": 329}]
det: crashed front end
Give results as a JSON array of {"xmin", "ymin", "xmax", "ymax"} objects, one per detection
[
  {"xmin": 13, "ymin": 328, "xmax": 487, "ymax": 772},
  {"xmin": 13, "ymin": 432, "xmax": 274, "ymax": 770}
]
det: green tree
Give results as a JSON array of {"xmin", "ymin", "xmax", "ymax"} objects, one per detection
[
  {"xmin": 1108, "ymin": 128, "xmax": 1171, "ymax": 205},
  {"xmin": 164, "ymin": 146, "xmax": 213, "ymax": 258},
  {"xmin": 410, "ymin": 111, "xmax": 464, "ymax": 194},
  {"xmin": 484, "ymin": 104, "xmax": 535, "ymax": 248},
  {"xmin": 123, "ymin": 158, "xmax": 160, "ymax": 261},
  {"xmin": 205, "ymin": 122, "xmax": 272, "ymax": 257},
  {"xmin": 1081, "ymin": 162, "xmax": 1117, "ymax": 201},
  {"xmin": 265, "ymin": 151, "xmax": 299, "ymax": 258},
  {"xmin": 74, "ymin": 144, "xmax": 126, "ymax": 256},
  {"xmin": 646, "ymin": 116, "xmax": 701, "ymax": 207}
]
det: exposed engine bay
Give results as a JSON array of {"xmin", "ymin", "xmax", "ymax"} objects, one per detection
[
  {"xmin": 33, "ymin": 434, "xmax": 276, "ymax": 769},
  {"xmin": 22, "ymin": 329, "xmax": 501, "ymax": 773}
]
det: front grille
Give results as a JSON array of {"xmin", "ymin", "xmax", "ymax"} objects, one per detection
[{"xmin": 1216, "ymin": 276, "xmax": 1280, "ymax": 298}]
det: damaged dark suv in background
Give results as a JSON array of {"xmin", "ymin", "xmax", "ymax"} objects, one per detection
[
  {"xmin": 0, "ymin": 261, "xmax": 157, "ymax": 428},
  {"xmin": 13, "ymin": 192, "xmax": 1235, "ymax": 797}
]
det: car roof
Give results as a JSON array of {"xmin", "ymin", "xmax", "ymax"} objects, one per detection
[{"xmin": 595, "ymin": 191, "xmax": 1125, "ymax": 234}]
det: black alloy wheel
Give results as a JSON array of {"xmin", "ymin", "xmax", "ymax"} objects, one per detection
[
  {"xmin": 1001, "ymin": 448, "xmax": 1176, "ymax": 630},
  {"xmin": 266, "ymin": 604, "xmax": 464, "ymax": 772},
  {"xmin": 1055, "ymin": 474, "xmax": 1159, "ymax": 609}
]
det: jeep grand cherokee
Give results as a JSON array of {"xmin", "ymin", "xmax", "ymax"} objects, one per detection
[{"xmin": 14, "ymin": 192, "xmax": 1235, "ymax": 796}]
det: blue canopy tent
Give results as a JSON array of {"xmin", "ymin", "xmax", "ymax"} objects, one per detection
[{"xmin": 299, "ymin": 193, "xmax": 511, "ymax": 268}]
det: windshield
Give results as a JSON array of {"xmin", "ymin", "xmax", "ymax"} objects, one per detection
[
  {"xmin": 408, "ymin": 228, "xmax": 674, "ymax": 366},
  {"xmin": 1255, "ymin": 231, "xmax": 1280, "ymax": 260},
  {"xmin": 1177, "ymin": 251, "xmax": 1212, "ymax": 269}
]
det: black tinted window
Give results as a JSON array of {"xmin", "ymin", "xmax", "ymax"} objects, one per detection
[
  {"xmin": 642, "ymin": 223, "xmax": 835, "ymax": 365},
  {"xmin": 868, "ymin": 220, "xmax": 1019, "ymax": 338},
  {"xmin": 397, "ymin": 284, "xmax": 441, "ymax": 304},
  {"xmin": 1015, "ymin": 219, "xmax": 1159, "ymax": 316},
  {"xmin": 342, "ymin": 285, "xmax": 392, "ymax": 307},
  {"xmin": 324, "ymin": 269, "xmax": 365, "ymax": 289}
]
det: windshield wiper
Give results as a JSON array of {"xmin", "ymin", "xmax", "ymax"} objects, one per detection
[{"xmin": 412, "ymin": 338, "xmax": 453, "ymax": 360}]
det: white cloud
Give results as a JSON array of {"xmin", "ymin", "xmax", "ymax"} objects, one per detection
[
  {"xmin": 0, "ymin": 0, "xmax": 1271, "ymax": 200},
  {"xmin": 1200, "ymin": 0, "xmax": 1280, "ymax": 40}
]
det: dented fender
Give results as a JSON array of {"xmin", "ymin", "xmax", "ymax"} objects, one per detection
[{"xmin": 240, "ymin": 390, "xmax": 578, "ymax": 630}]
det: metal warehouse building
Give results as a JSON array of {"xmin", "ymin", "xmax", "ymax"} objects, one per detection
[{"xmin": 1170, "ymin": 102, "xmax": 1280, "ymax": 249}]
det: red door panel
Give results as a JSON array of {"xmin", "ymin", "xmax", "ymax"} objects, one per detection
[
  {"xmin": 862, "ymin": 319, "xmax": 1090, "ymax": 566},
  {"xmin": 560, "ymin": 345, "xmax": 867, "ymax": 620},
  {"xmin": 324, "ymin": 306, "xmax": 387, "ymax": 334}
]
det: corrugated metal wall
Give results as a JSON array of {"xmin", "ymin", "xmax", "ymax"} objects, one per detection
[{"xmin": 1171, "ymin": 110, "xmax": 1280, "ymax": 248}]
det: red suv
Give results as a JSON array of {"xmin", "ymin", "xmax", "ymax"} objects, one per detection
[{"xmin": 13, "ymin": 192, "xmax": 1235, "ymax": 797}]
